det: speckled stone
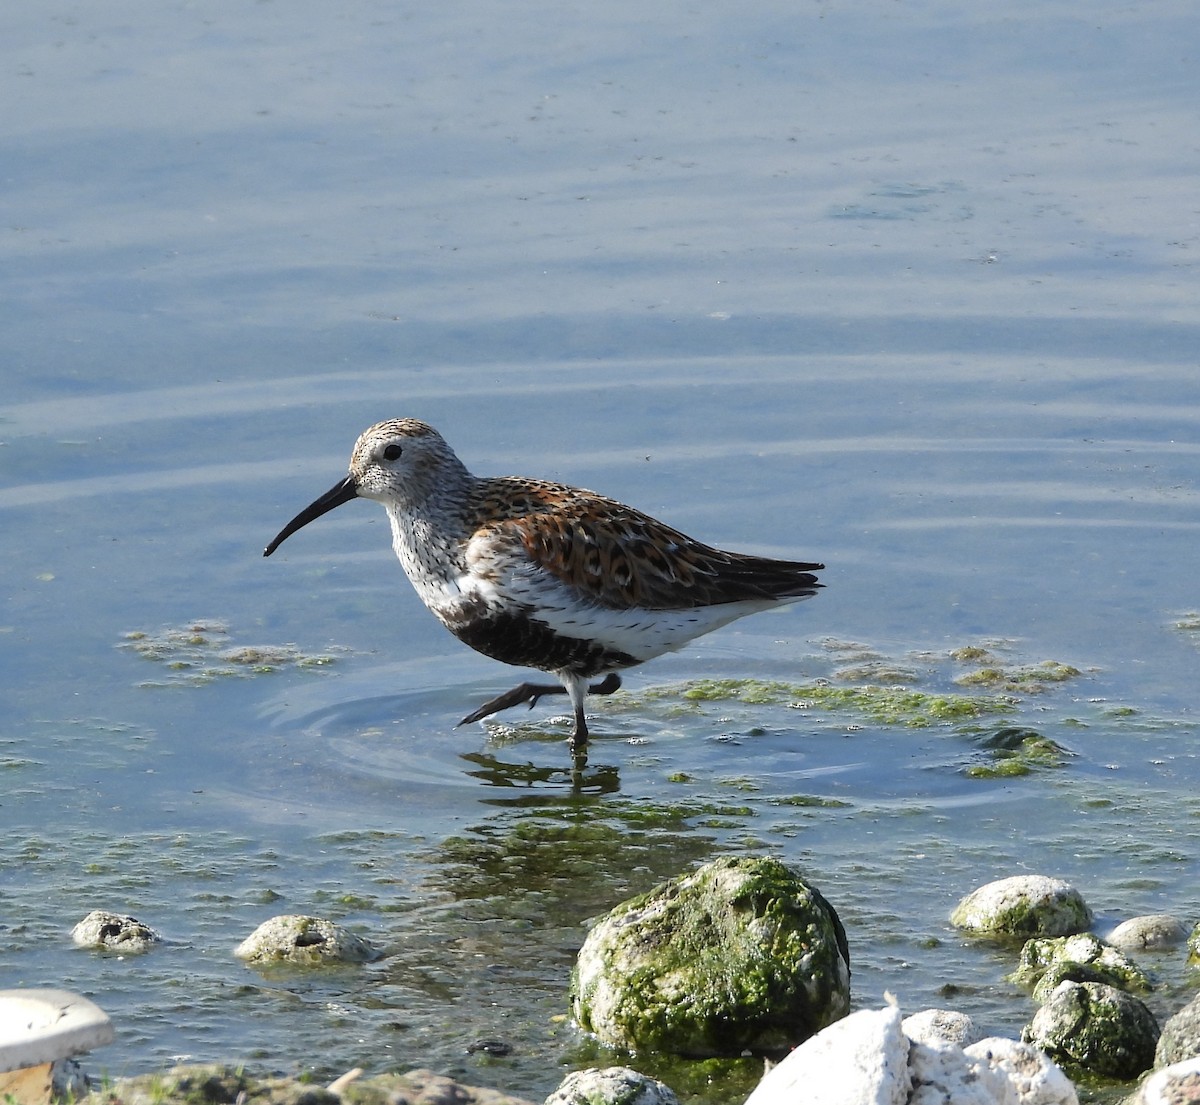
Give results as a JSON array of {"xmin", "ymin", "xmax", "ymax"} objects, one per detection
[
  {"xmin": 71, "ymin": 910, "xmax": 161, "ymax": 953},
  {"xmin": 234, "ymin": 915, "xmax": 379, "ymax": 966}
]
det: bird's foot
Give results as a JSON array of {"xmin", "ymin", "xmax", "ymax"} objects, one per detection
[
  {"xmin": 457, "ymin": 673, "xmax": 623, "ymax": 728},
  {"xmin": 458, "ymin": 681, "xmax": 566, "ymax": 726}
]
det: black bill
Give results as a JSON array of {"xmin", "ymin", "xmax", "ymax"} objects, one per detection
[{"xmin": 263, "ymin": 475, "xmax": 358, "ymax": 556}]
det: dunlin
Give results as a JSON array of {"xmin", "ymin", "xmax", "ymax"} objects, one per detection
[{"xmin": 264, "ymin": 419, "xmax": 823, "ymax": 751}]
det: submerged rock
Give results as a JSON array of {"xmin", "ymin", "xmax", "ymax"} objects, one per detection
[
  {"xmin": 1155, "ymin": 991, "xmax": 1200, "ymax": 1068},
  {"xmin": 950, "ymin": 876, "xmax": 1092, "ymax": 938},
  {"xmin": 1105, "ymin": 915, "xmax": 1189, "ymax": 951},
  {"xmin": 744, "ymin": 999, "xmax": 1077, "ymax": 1105},
  {"xmin": 234, "ymin": 915, "xmax": 380, "ymax": 966},
  {"xmin": 544, "ymin": 1067, "xmax": 679, "ymax": 1105},
  {"xmin": 71, "ymin": 910, "xmax": 161, "ymax": 953},
  {"xmin": 76, "ymin": 1064, "xmax": 536, "ymax": 1105},
  {"xmin": 571, "ymin": 855, "xmax": 850, "ymax": 1056},
  {"xmin": 1023, "ymin": 980, "xmax": 1159, "ymax": 1081},
  {"xmin": 1008, "ymin": 933, "xmax": 1152, "ymax": 1000}
]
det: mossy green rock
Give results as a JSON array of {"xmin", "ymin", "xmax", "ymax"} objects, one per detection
[
  {"xmin": 570, "ymin": 856, "xmax": 850, "ymax": 1057},
  {"xmin": 1023, "ymin": 980, "xmax": 1159, "ymax": 1081},
  {"xmin": 950, "ymin": 875, "xmax": 1093, "ymax": 937},
  {"xmin": 1008, "ymin": 933, "xmax": 1152, "ymax": 1000}
]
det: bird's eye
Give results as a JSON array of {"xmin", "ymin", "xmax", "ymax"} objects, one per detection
[{"xmin": 382, "ymin": 443, "xmax": 403, "ymax": 461}]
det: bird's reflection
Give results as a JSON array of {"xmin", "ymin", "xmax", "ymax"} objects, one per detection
[{"xmin": 460, "ymin": 749, "xmax": 621, "ymax": 799}]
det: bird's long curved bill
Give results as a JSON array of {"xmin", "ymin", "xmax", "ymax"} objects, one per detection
[{"xmin": 263, "ymin": 475, "xmax": 358, "ymax": 557}]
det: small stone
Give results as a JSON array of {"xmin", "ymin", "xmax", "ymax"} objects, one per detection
[
  {"xmin": 951, "ymin": 876, "xmax": 1092, "ymax": 937},
  {"xmin": 1155, "ymin": 991, "xmax": 1200, "ymax": 1068},
  {"xmin": 544, "ymin": 1067, "xmax": 679, "ymax": 1105},
  {"xmin": 1106, "ymin": 915, "xmax": 1189, "ymax": 950},
  {"xmin": 466, "ymin": 1039, "xmax": 513, "ymax": 1057},
  {"xmin": 1023, "ymin": 980, "xmax": 1159, "ymax": 1081},
  {"xmin": 902, "ymin": 1009, "xmax": 983, "ymax": 1049},
  {"xmin": 71, "ymin": 910, "xmax": 161, "ymax": 953},
  {"xmin": 234, "ymin": 915, "xmax": 379, "ymax": 966}
]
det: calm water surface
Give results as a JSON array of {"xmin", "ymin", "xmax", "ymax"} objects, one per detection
[{"xmin": 3, "ymin": 3, "xmax": 1198, "ymax": 1102}]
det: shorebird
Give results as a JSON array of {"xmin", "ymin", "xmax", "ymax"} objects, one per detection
[{"xmin": 264, "ymin": 419, "xmax": 823, "ymax": 751}]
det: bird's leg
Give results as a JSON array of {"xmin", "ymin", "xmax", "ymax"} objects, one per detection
[
  {"xmin": 564, "ymin": 674, "xmax": 590, "ymax": 750},
  {"xmin": 457, "ymin": 673, "xmax": 622, "ymax": 728}
]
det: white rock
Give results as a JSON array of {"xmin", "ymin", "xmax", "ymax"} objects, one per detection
[
  {"xmin": 908, "ymin": 1039, "xmax": 1015, "ymax": 1105},
  {"xmin": 744, "ymin": 1005, "xmax": 910, "ymax": 1105},
  {"xmin": 1130, "ymin": 1055, "xmax": 1200, "ymax": 1105},
  {"xmin": 902, "ymin": 1009, "xmax": 983, "ymax": 1048},
  {"xmin": 964, "ymin": 1038, "xmax": 1078, "ymax": 1105},
  {"xmin": 1106, "ymin": 915, "xmax": 1189, "ymax": 950},
  {"xmin": 745, "ymin": 1001, "xmax": 1079, "ymax": 1105}
]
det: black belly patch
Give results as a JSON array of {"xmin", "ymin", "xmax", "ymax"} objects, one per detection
[{"xmin": 449, "ymin": 610, "xmax": 637, "ymax": 677}]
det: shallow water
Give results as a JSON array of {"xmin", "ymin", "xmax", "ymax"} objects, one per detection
[{"xmin": 3, "ymin": 2, "xmax": 1199, "ymax": 1102}]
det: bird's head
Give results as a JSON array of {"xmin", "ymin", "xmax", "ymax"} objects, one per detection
[{"xmin": 263, "ymin": 419, "xmax": 461, "ymax": 556}]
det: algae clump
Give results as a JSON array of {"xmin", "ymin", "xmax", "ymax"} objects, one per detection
[{"xmin": 670, "ymin": 678, "xmax": 1015, "ymax": 729}]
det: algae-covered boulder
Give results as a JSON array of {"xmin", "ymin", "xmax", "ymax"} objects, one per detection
[
  {"xmin": 544, "ymin": 1067, "xmax": 678, "ymax": 1105},
  {"xmin": 951, "ymin": 876, "xmax": 1092, "ymax": 938},
  {"xmin": 1008, "ymin": 933, "xmax": 1151, "ymax": 1001},
  {"xmin": 571, "ymin": 856, "xmax": 850, "ymax": 1057},
  {"xmin": 1023, "ymin": 980, "xmax": 1159, "ymax": 1081},
  {"xmin": 1155, "ymin": 991, "xmax": 1200, "ymax": 1068},
  {"xmin": 1189, "ymin": 921, "xmax": 1200, "ymax": 964},
  {"xmin": 234, "ymin": 915, "xmax": 379, "ymax": 966}
]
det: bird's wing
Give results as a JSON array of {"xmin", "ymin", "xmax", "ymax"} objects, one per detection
[{"xmin": 468, "ymin": 479, "xmax": 822, "ymax": 612}]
